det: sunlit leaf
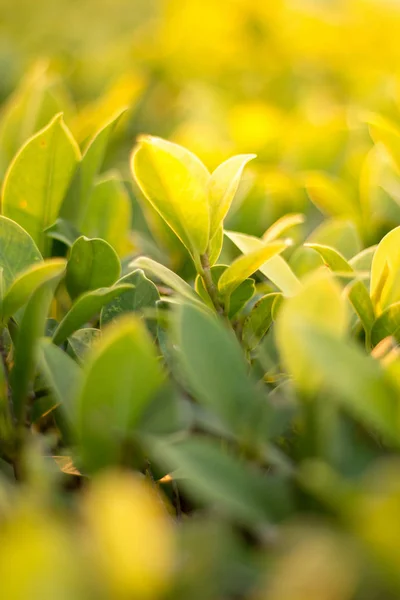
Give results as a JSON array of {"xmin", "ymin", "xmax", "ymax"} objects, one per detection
[
  {"xmin": 225, "ymin": 230, "xmax": 301, "ymax": 296},
  {"xmin": 1, "ymin": 258, "xmax": 66, "ymax": 321},
  {"xmin": 81, "ymin": 175, "xmax": 134, "ymax": 257},
  {"xmin": 370, "ymin": 225, "xmax": 400, "ymax": 313},
  {"xmin": 131, "ymin": 135, "xmax": 209, "ymax": 259},
  {"xmin": 262, "ymin": 213, "xmax": 305, "ymax": 242},
  {"xmin": 2, "ymin": 114, "xmax": 80, "ymax": 254},
  {"xmin": 208, "ymin": 154, "xmax": 255, "ymax": 238},
  {"xmin": 218, "ymin": 241, "xmax": 289, "ymax": 299},
  {"xmin": 61, "ymin": 109, "xmax": 126, "ymax": 227}
]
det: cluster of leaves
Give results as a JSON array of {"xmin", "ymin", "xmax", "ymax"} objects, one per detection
[{"xmin": 3, "ymin": 80, "xmax": 400, "ymax": 600}]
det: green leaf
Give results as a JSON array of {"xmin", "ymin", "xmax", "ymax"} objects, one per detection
[
  {"xmin": 2, "ymin": 114, "xmax": 80, "ymax": 254},
  {"xmin": 1, "ymin": 258, "xmax": 66, "ymax": 321},
  {"xmin": 66, "ymin": 236, "xmax": 121, "ymax": 300},
  {"xmin": 225, "ymin": 230, "xmax": 301, "ymax": 296},
  {"xmin": 81, "ymin": 175, "xmax": 133, "ymax": 257},
  {"xmin": 195, "ymin": 265, "xmax": 255, "ymax": 318},
  {"xmin": 218, "ymin": 241, "xmax": 289, "ymax": 299},
  {"xmin": 149, "ymin": 436, "xmax": 292, "ymax": 526},
  {"xmin": 44, "ymin": 218, "xmax": 80, "ymax": 247},
  {"xmin": 371, "ymin": 225, "xmax": 400, "ymax": 313},
  {"xmin": 76, "ymin": 316, "xmax": 163, "ymax": 471},
  {"xmin": 175, "ymin": 304, "xmax": 266, "ymax": 444},
  {"xmin": 10, "ymin": 279, "xmax": 58, "ymax": 423},
  {"xmin": 276, "ymin": 270, "xmax": 348, "ymax": 393},
  {"xmin": 262, "ymin": 213, "xmax": 305, "ymax": 242},
  {"xmin": 304, "ymin": 243, "xmax": 354, "ymax": 273},
  {"xmin": 0, "ymin": 216, "xmax": 42, "ymax": 291},
  {"xmin": 296, "ymin": 323, "xmax": 399, "ymax": 445},
  {"xmin": 371, "ymin": 302, "xmax": 400, "ymax": 347},
  {"xmin": 52, "ymin": 284, "xmax": 134, "ymax": 345},
  {"xmin": 131, "ymin": 135, "xmax": 210, "ymax": 259},
  {"xmin": 37, "ymin": 337, "xmax": 82, "ymax": 420},
  {"xmin": 242, "ymin": 293, "xmax": 281, "ymax": 350},
  {"xmin": 130, "ymin": 256, "xmax": 203, "ymax": 306},
  {"xmin": 208, "ymin": 154, "xmax": 255, "ymax": 238},
  {"xmin": 346, "ymin": 280, "xmax": 375, "ymax": 344},
  {"xmin": 100, "ymin": 269, "xmax": 160, "ymax": 333},
  {"xmin": 60, "ymin": 109, "xmax": 127, "ymax": 227},
  {"xmin": 304, "ymin": 172, "xmax": 359, "ymax": 219},
  {"xmin": 67, "ymin": 328, "xmax": 101, "ymax": 364}
]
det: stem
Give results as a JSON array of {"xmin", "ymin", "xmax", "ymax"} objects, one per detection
[{"xmin": 199, "ymin": 254, "xmax": 224, "ymax": 315}]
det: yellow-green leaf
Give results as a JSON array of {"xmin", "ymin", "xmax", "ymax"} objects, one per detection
[
  {"xmin": 225, "ymin": 230, "xmax": 301, "ymax": 296},
  {"xmin": 370, "ymin": 225, "xmax": 400, "ymax": 313},
  {"xmin": 304, "ymin": 243, "xmax": 354, "ymax": 273},
  {"xmin": 262, "ymin": 213, "xmax": 305, "ymax": 243},
  {"xmin": 1, "ymin": 258, "xmax": 66, "ymax": 321},
  {"xmin": 2, "ymin": 114, "xmax": 80, "ymax": 254},
  {"xmin": 208, "ymin": 154, "xmax": 255, "ymax": 239},
  {"xmin": 131, "ymin": 135, "xmax": 209, "ymax": 258},
  {"xmin": 218, "ymin": 241, "xmax": 289, "ymax": 298},
  {"xmin": 275, "ymin": 270, "xmax": 348, "ymax": 393}
]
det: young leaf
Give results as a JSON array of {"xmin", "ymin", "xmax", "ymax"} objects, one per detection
[
  {"xmin": 225, "ymin": 230, "xmax": 301, "ymax": 296},
  {"xmin": 76, "ymin": 316, "xmax": 163, "ymax": 471},
  {"xmin": 130, "ymin": 256, "xmax": 203, "ymax": 306},
  {"xmin": 195, "ymin": 265, "xmax": 255, "ymax": 318},
  {"xmin": 1, "ymin": 258, "xmax": 66, "ymax": 321},
  {"xmin": 2, "ymin": 114, "xmax": 80, "ymax": 254},
  {"xmin": 81, "ymin": 175, "xmax": 133, "ymax": 257},
  {"xmin": 149, "ymin": 436, "xmax": 292, "ymax": 526},
  {"xmin": 66, "ymin": 236, "xmax": 121, "ymax": 300},
  {"xmin": 0, "ymin": 216, "xmax": 42, "ymax": 290},
  {"xmin": 262, "ymin": 213, "xmax": 305, "ymax": 243},
  {"xmin": 208, "ymin": 224, "xmax": 223, "ymax": 266},
  {"xmin": 37, "ymin": 337, "xmax": 82, "ymax": 420},
  {"xmin": 218, "ymin": 241, "xmax": 289, "ymax": 299},
  {"xmin": 371, "ymin": 225, "xmax": 400, "ymax": 313},
  {"xmin": 52, "ymin": 284, "xmax": 134, "ymax": 345},
  {"xmin": 276, "ymin": 270, "xmax": 348, "ymax": 393},
  {"xmin": 242, "ymin": 292, "xmax": 282, "ymax": 350},
  {"xmin": 208, "ymin": 154, "xmax": 255, "ymax": 238},
  {"xmin": 61, "ymin": 109, "xmax": 127, "ymax": 227},
  {"xmin": 371, "ymin": 302, "xmax": 400, "ymax": 346},
  {"xmin": 131, "ymin": 135, "xmax": 210, "ymax": 259},
  {"xmin": 349, "ymin": 246, "xmax": 377, "ymax": 272},
  {"xmin": 304, "ymin": 243, "xmax": 354, "ymax": 273},
  {"xmin": 100, "ymin": 269, "xmax": 159, "ymax": 333}
]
